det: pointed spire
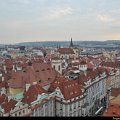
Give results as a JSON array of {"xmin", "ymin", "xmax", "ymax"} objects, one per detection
[
  {"xmin": 59, "ymin": 44, "xmax": 61, "ymax": 48},
  {"xmin": 57, "ymin": 44, "xmax": 59, "ymax": 49},
  {"xmin": 70, "ymin": 37, "xmax": 74, "ymax": 47}
]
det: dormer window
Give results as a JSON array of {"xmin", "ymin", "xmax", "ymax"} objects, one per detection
[
  {"xmin": 36, "ymin": 70, "xmax": 39, "ymax": 72},
  {"xmin": 42, "ymin": 69, "xmax": 45, "ymax": 71},
  {"xmin": 47, "ymin": 68, "xmax": 50, "ymax": 70},
  {"xmin": 39, "ymin": 80, "xmax": 41, "ymax": 83},
  {"xmin": 112, "ymin": 112, "xmax": 116, "ymax": 115}
]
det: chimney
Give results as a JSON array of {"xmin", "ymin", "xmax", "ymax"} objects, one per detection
[
  {"xmin": 0, "ymin": 72, "xmax": 2, "ymax": 77},
  {"xmin": 2, "ymin": 76, "xmax": 4, "ymax": 82},
  {"xmin": 84, "ymin": 71, "xmax": 87, "ymax": 76},
  {"xmin": 8, "ymin": 95, "xmax": 12, "ymax": 102},
  {"xmin": 12, "ymin": 64, "xmax": 16, "ymax": 72},
  {"xmin": 3, "ymin": 65, "xmax": 7, "ymax": 73},
  {"xmin": 26, "ymin": 83, "xmax": 30, "ymax": 91},
  {"xmin": 33, "ymin": 82, "xmax": 37, "ymax": 85}
]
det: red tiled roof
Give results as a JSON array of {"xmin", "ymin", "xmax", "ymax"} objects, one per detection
[
  {"xmin": 48, "ymin": 75, "xmax": 67, "ymax": 92},
  {"xmin": 80, "ymin": 60, "xmax": 87, "ymax": 65},
  {"xmin": 8, "ymin": 71, "xmax": 25, "ymax": 88},
  {"xmin": 1, "ymin": 99, "xmax": 17, "ymax": 113},
  {"xmin": 103, "ymin": 103, "xmax": 120, "ymax": 117},
  {"xmin": 111, "ymin": 88, "xmax": 120, "ymax": 97},
  {"xmin": 58, "ymin": 48, "xmax": 75, "ymax": 54},
  {"xmin": 22, "ymin": 84, "xmax": 48, "ymax": 104},
  {"xmin": 87, "ymin": 62, "xmax": 94, "ymax": 69},
  {"xmin": 59, "ymin": 80, "xmax": 83, "ymax": 100},
  {"xmin": 8, "ymin": 62, "xmax": 57, "ymax": 88},
  {"xmin": 77, "ymin": 67, "xmax": 106, "ymax": 84},
  {"xmin": 0, "ymin": 94, "xmax": 6, "ymax": 104},
  {"xmin": 101, "ymin": 61, "xmax": 120, "ymax": 68},
  {"xmin": 4, "ymin": 59, "xmax": 13, "ymax": 70},
  {"xmin": 0, "ymin": 81, "xmax": 6, "ymax": 88},
  {"xmin": 49, "ymin": 76, "xmax": 83, "ymax": 100}
]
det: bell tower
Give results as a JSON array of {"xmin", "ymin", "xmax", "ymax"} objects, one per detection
[{"xmin": 51, "ymin": 57, "xmax": 62, "ymax": 74}]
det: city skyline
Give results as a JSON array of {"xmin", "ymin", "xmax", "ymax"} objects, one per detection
[{"xmin": 0, "ymin": 0, "xmax": 120, "ymax": 44}]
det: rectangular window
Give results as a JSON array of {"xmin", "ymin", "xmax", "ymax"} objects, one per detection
[
  {"xmin": 69, "ymin": 104, "xmax": 72, "ymax": 111},
  {"xmin": 15, "ymin": 113, "xmax": 17, "ymax": 116},
  {"xmin": 58, "ymin": 65, "xmax": 60, "ymax": 71}
]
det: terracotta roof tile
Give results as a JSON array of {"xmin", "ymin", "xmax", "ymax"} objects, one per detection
[
  {"xmin": 87, "ymin": 62, "xmax": 94, "ymax": 69},
  {"xmin": 22, "ymin": 84, "xmax": 47, "ymax": 104},
  {"xmin": 49, "ymin": 76, "xmax": 83, "ymax": 100},
  {"xmin": 80, "ymin": 60, "xmax": 87, "ymax": 65},
  {"xmin": 8, "ymin": 62, "xmax": 57, "ymax": 88},
  {"xmin": 59, "ymin": 80, "xmax": 83, "ymax": 100},
  {"xmin": 101, "ymin": 61, "xmax": 120, "ymax": 68},
  {"xmin": 0, "ymin": 94, "xmax": 6, "ymax": 104},
  {"xmin": 58, "ymin": 48, "xmax": 74, "ymax": 54},
  {"xmin": 103, "ymin": 103, "xmax": 120, "ymax": 116},
  {"xmin": 111, "ymin": 88, "xmax": 120, "ymax": 97},
  {"xmin": 1, "ymin": 99, "xmax": 17, "ymax": 113},
  {"xmin": 77, "ymin": 67, "xmax": 106, "ymax": 84}
]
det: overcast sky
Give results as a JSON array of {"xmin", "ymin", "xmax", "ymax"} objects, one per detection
[{"xmin": 0, "ymin": 0, "xmax": 120, "ymax": 44}]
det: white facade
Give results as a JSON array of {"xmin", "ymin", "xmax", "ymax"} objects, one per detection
[
  {"xmin": 72, "ymin": 48, "xmax": 79, "ymax": 58},
  {"xmin": 51, "ymin": 59, "xmax": 62, "ymax": 74},
  {"xmin": 84, "ymin": 72, "xmax": 107, "ymax": 116},
  {"xmin": 79, "ymin": 64, "xmax": 87, "ymax": 71},
  {"xmin": 55, "ymin": 87, "xmax": 87, "ymax": 117},
  {"xmin": 0, "ymin": 101, "xmax": 31, "ymax": 117},
  {"xmin": 32, "ymin": 99, "xmax": 55, "ymax": 116}
]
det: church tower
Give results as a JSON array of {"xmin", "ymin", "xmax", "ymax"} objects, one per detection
[
  {"xmin": 69, "ymin": 37, "xmax": 74, "ymax": 48},
  {"xmin": 51, "ymin": 57, "xmax": 62, "ymax": 74},
  {"xmin": 69, "ymin": 38, "xmax": 80, "ymax": 58}
]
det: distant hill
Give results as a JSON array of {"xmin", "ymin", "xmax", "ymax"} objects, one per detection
[{"xmin": 16, "ymin": 40, "xmax": 120, "ymax": 48}]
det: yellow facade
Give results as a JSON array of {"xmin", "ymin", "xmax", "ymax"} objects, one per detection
[
  {"xmin": 9, "ymin": 87, "xmax": 24, "ymax": 95},
  {"xmin": 11, "ymin": 54, "xmax": 17, "ymax": 59}
]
